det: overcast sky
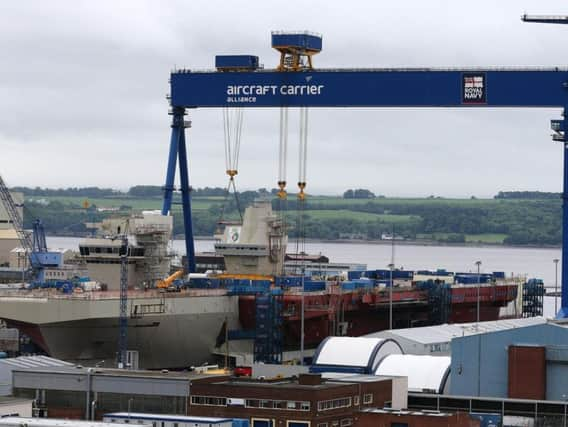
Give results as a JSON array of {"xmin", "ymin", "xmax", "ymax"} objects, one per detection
[{"xmin": 2, "ymin": 1, "xmax": 568, "ymax": 197}]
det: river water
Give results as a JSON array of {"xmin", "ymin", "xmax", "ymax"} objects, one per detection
[{"xmin": 48, "ymin": 236, "xmax": 562, "ymax": 318}]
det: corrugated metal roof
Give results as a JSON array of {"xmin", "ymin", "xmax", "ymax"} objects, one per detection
[
  {"xmin": 366, "ymin": 317, "xmax": 547, "ymax": 345},
  {"xmin": 0, "ymin": 355, "xmax": 73, "ymax": 370}
]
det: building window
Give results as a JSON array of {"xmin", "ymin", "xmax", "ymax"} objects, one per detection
[
  {"xmin": 245, "ymin": 399, "xmax": 309, "ymax": 411},
  {"xmin": 261, "ymin": 400, "xmax": 273, "ymax": 409},
  {"xmin": 318, "ymin": 423, "xmax": 328, "ymax": 427},
  {"xmin": 190, "ymin": 395, "xmax": 227, "ymax": 406},
  {"xmin": 353, "ymin": 396, "xmax": 359, "ymax": 406},
  {"xmin": 363, "ymin": 393, "xmax": 373, "ymax": 404},
  {"xmin": 317, "ymin": 397, "xmax": 352, "ymax": 412},
  {"xmin": 331, "ymin": 422, "xmax": 339, "ymax": 427},
  {"xmin": 340, "ymin": 419, "xmax": 352, "ymax": 427},
  {"xmin": 246, "ymin": 399, "xmax": 260, "ymax": 408}
]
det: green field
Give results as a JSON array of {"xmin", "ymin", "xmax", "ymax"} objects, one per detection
[
  {"xmin": 417, "ymin": 232, "xmax": 507, "ymax": 244},
  {"xmin": 23, "ymin": 192, "xmax": 560, "ymax": 246},
  {"xmin": 308, "ymin": 196, "xmax": 503, "ymax": 207},
  {"xmin": 35, "ymin": 195, "xmax": 221, "ymax": 211},
  {"xmin": 284, "ymin": 209, "xmax": 420, "ymax": 223}
]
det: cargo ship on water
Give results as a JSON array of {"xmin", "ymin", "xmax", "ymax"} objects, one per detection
[{"xmin": 0, "ymin": 201, "xmax": 522, "ymax": 369}]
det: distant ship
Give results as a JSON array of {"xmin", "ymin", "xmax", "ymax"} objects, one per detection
[{"xmin": 0, "ymin": 203, "xmax": 521, "ymax": 369}]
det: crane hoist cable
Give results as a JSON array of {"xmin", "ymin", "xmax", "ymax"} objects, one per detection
[
  {"xmin": 277, "ymin": 106, "xmax": 289, "ymax": 200},
  {"xmin": 294, "ymin": 106, "xmax": 309, "ymax": 263},
  {"xmin": 297, "ymin": 106, "xmax": 309, "ymax": 201},
  {"xmin": 219, "ymin": 107, "xmax": 245, "ymax": 223}
]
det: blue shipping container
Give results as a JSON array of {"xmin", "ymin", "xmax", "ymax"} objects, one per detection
[
  {"xmin": 348, "ymin": 271, "xmax": 363, "ymax": 280},
  {"xmin": 271, "ymin": 33, "xmax": 322, "ymax": 51},
  {"xmin": 215, "ymin": 55, "xmax": 259, "ymax": 70},
  {"xmin": 304, "ymin": 281, "xmax": 326, "ymax": 292}
]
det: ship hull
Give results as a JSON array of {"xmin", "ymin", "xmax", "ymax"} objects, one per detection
[
  {"xmin": 239, "ymin": 284, "xmax": 518, "ymax": 348},
  {"xmin": 0, "ymin": 291, "xmax": 240, "ymax": 369}
]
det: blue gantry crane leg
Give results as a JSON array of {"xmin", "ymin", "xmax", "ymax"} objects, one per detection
[
  {"xmin": 559, "ymin": 107, "xmax": 568, "ymax": 318},
  {"xmin": 161, "ymin": 106, "xmax": 196, "ymax": 273},
  {"xmin": 177, "ymin": 119, "xmax": 196, "ymax": 273},
  {"xmin": 161, "ymin": 109, "xmax": 181, "ymax": 217}
]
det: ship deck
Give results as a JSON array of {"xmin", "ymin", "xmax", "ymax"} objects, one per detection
[{"xmin": 0, "ymin": 288, "xmax": 230, "ymax": 300}]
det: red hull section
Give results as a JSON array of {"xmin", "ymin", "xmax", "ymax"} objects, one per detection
[{"xmin": 239, "ymin": 284, "xmax": 518, "ymax": 347}]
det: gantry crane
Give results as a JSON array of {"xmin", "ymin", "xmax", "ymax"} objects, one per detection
[
  {"xmin": 0, "ymin": 173, "xmax": 48, "ymax": 281},
  {"xmin": 163, "ymin": 30, "xmax": 568, "ymax": 319}
]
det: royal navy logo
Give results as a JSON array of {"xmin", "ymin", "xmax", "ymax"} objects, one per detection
[{"xmin": 462, "ymin": 73, "xmax": 486, "ymax": 104}]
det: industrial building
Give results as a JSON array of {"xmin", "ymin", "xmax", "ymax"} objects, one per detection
[
  {"xmin": 10, "ymin": 363, "xmax": 201, "ymax": 419},
  {"xmin": 450, "ymin": 319, "xmax": 568, "ymax": 400},
  {"xmin": 187, "ymin": 373, "xmax": 395, "ymax": 427},
  {"xmin": 366, "ymin": 317, "xmax": 547, "ymax": 356},
  {"xmin": 356, "ymin": 408, "xmax": 482, "ymax": 427},
  {"xmin": 0, "ymin": 356, "xmax": 73, "ymax": 396}
]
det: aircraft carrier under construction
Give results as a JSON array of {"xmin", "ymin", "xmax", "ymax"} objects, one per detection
[{"xmin": 0, "ymin": 200, "xmax": 529, "ymax": 369}]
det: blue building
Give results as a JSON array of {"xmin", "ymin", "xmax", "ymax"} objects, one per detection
[{"xmin": 450, "ymin": 320, "xmax": 568, "ymax": 400}]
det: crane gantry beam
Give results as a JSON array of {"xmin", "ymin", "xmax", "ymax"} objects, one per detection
[
  {"xmin": 522, "ymin": 14, "xmax": 568, "ymax": 25},
  {"xmin": 165, "ymin": 49, "xmax": 568, "ymax": 319}
]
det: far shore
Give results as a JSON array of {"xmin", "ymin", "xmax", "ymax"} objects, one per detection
[{"xmin": 45, "ymin": 233, "xmax": 561, "ymax": 250}]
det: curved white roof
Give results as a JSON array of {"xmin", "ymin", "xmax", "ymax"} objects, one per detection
[
  {"xmin": 375, "ymin": 354, "xmax": 451, "ymax": 393},
  {"xmin": 314, "ymin": 337, "xmax": 402, "ymax": 368}
]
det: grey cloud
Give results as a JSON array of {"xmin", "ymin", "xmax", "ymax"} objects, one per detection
[{"xmin": 0, "ymin": 0, "xmax": 567, "ymax": 197}]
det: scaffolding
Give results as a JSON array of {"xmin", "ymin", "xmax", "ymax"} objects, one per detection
[
  {"xmin": 428, "ymin": 282, "xmax": 452, "ymax": 325},
  {"xmin": 133, "ymin": 223, "xmax": 171, "ymax": 287},
  {"xmin": 522, "ymin": 279, "xmax": 545, "ymax": 317},
  {"xmin": 254, "ymin": 290, "xmax": 283, "ymax": 364}
]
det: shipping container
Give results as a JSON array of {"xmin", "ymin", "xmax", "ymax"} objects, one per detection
[
  {"xmin": 348, "ymin": 271, "xmax": 363, "ymax": 280},
  {"xmin": 271, "ymin": 32, "xmax": 322, "ymax": 51},
  {"xmin": 215, "ymin": 55, "xmax": 259, "ymax": 70}
]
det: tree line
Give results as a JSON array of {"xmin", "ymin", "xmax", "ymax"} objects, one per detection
[{"xmin": 13, "ymin": 186, "xmax": 564, "ymax": 246}]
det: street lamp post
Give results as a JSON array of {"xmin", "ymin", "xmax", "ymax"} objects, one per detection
[
  {"xmin": 388, "ymin": 263, "xmax": 394, "ymax": 330},
  {"xmin": 475, "ymin": 261, "xmax": 482, "ymax": 327},
  {"xmin": 554, "ymin": 258, "xmax": 560, "ymax": 316}
]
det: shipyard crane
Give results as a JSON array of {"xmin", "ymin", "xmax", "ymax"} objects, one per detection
[
  {"xmin": 522, "ymin": 14, "xmax": 568, "ymax": 24},
  {"xmin": 116, "ymin": 232, "xmax": 129, "ymax": 369},
  {"xmin": 0, "ymin": 173, "xmax": 48, "ymax": 281},
  {"xmin": 163, "ymin": 30, "xmax": 568, "ymax": 319}
]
